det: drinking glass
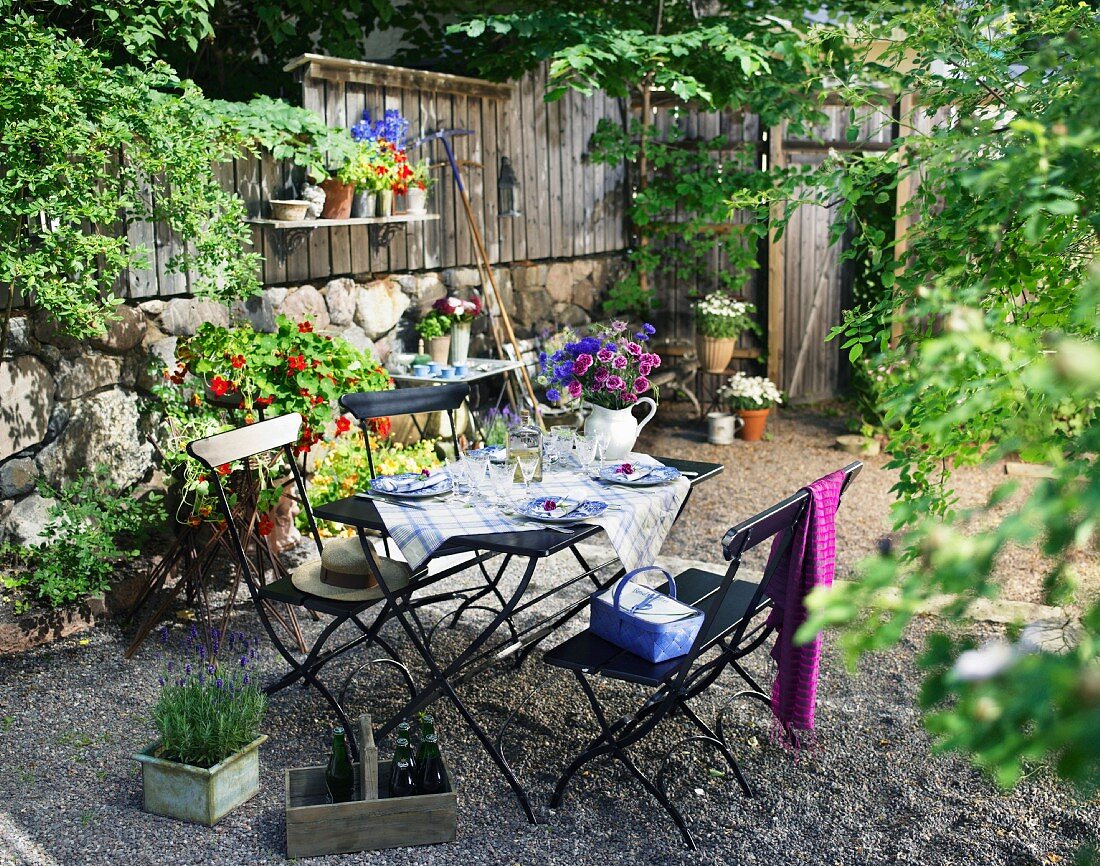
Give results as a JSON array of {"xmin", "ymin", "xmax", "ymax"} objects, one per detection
[
  {"xmin": 574, "ymin": 433, "xmax": 598, "ymax": 475},
  {"xmin": 463, "ymin": 449, "xmax": 490, "ymax": 499},
  {"xmin": 549, "ymin": 426, "xmax": 575, "ymax": 469},
  {"xmin": 515, "ymin": 451, "xmax": 540, "ymax": 493},
  {"xmin": 592, "ymin": 432, "xmax": 612, "ymax": 474},
  {"xmin": 487, "ymin": 459, "xmax": 516, "ymax": 508}
]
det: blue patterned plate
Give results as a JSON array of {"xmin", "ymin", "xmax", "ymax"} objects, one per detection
[
  {"xmin": 368, "ymin": 472, "xmax": 452, "ymax": 498},
  {"xmin": 597, "ymin": 464, "xmax": 682, "ymax": 486},
  {"xmin": 515, "ymin": 496, "xmax": 608, "ymax": 523},
  {"xmin": 466, "ymin": 444, "xmax": 506, "ymax": 462}
]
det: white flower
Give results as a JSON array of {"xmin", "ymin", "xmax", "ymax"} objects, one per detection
[
  {"xmin": 951, "ymin": 640, "xmax": 1017, "ymax": 682},
  {"xmin": 717, "ymin": 372, "xmax": 783, "ymax": 407}
]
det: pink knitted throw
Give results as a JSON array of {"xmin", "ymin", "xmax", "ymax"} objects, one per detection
[{"xmin": 764, "ymin": 470, "xmax": 845, "ymax": 742}]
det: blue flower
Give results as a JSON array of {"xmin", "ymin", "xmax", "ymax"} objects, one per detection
[
  {"xmin": 546, "ymin": 388, "xmax": 561, "ymax": 402},
  {"xmin": 159, "ymin": 626, "xmax": 169, "ymax": 644},
  {"xmin": 240, "ymin": 656, "xmax": 248, "ymax": 668},
  {"xmin": 643, "ymin": 323, "xmax": 656, "ymax": 334},
  {"xmin": 242, "ymin": 674, "xmax": 250, "ymax": 686},
  {"xmin": 158, "ymin": 675, "xmax": 165, "ymax": 687},
  {"xmin": 216, "ymin": 678, "xmax": 224, "ymax": 690}
]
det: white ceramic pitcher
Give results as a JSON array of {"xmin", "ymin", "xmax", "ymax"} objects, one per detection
[{"xmin": 583, "ymin": 398, "xmax": 658, "ymax": 460}]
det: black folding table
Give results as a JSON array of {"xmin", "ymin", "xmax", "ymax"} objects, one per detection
[{"xmin": 312, "ymin": 456, "xmax": 723, "ymax": 822}]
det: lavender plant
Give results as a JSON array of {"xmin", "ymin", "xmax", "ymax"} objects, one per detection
[{"xmin": 151, "ymin": 626, "xmax": 266, "ymax": 769}]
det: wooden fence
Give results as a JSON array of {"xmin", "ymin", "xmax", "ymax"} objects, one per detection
[{"xmin": 13, "ymin": 53, "xmax": 903, "ymax": 401}]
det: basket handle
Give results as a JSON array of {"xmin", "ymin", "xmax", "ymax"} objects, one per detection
[{"xmin": 612, "ymin": 565, "xmax": 675, "ymax": 612}]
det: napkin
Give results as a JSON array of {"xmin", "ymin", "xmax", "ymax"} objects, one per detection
[
  {"xmin": 372, "ymin": 472, "xmax": 449, "ymax": 495},
  {"xmin": 611, "ymin": 461, "xmax": 655, "ymax": 481}
]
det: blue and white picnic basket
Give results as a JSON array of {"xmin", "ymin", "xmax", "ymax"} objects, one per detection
[{"xmin": 589, "ymin": 566, "xmax": 705, "ymax": 663}]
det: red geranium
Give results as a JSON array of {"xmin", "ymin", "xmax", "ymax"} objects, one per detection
[
  {"xmin": 230, "ymin": 354, "xmax": 246, "ymax": 369},
  {"xmin": 255, "ymin": 395, "xmax": 274, "ymax": 407},
  {"xmin": 258, "ymin": 514, "xmax": 274, "ymax": 537},
  {"xmin": 335, "ymin": 417, "xmax": 351, "ymax": 435},
  {"xmin": 298, "ymin": 321, "xmax": 313, "ymax": 334},
  {"xmin": 216, "ymin": 463, "xmax": 232, "ymax": 476},
  {"xmin": 287, "ymin": 354, "xmax": 307, "ymax": 374}
]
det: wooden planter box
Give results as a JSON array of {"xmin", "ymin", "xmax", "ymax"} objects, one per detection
[{"xmin": 285, "ymin": 715, "xmax": 457, "ymax": 858}]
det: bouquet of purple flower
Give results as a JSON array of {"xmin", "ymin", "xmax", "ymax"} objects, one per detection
[{"xmin": 539, "ymin": 321, "xmax": 660, "ymax": 410}]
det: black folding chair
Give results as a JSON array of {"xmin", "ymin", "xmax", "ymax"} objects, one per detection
[
  {"xmin": 188, "ymin": 413, "xmax": 428, "ymax": 760},
  {"xmin": 543, "ymin": 462, "xmax": 862, "ymax": 849}
]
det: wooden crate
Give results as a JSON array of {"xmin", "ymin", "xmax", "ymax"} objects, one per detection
[{"xmin": 285, "ymin": 715, "xmax": 457, "ymax": 858}]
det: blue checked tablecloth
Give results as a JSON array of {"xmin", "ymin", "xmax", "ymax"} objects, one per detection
[{"xmin": 371, "ymin": 454, "xmax": 690, "ymax": 572}]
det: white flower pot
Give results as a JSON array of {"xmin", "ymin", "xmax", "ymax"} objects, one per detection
[
  {"xmin": 406, "ymin": 187, "xmax": 428, "ymax": 214},
  {"xmin": 449, "ymin": 322, "xmax": 471, "ymax": 365},
  {"xmin": 583, "ymin": 399, "xmax": 658, "ymax": 460}
]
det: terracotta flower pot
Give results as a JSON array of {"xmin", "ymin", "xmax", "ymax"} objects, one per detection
[
  {"xmin": 427, "ymin": 335, "xmax": 451, "ymax": 365},
  {"xmin": 696, "ymin": 335, "xmax": 735, "ymax": 374},
  {"xmin": 736, "ymin": 408, "xmax": 771, "ymax": 441},
  {"xmin": 319, "ymin": 178, "xmax": 355, "ymax": 219}
]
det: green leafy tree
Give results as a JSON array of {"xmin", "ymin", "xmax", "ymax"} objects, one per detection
[
  {"xmin": 733, "ymin": 1, "xmax": 1100, "ymax": 802},
  {"xmin": 0, "ymin": 14, "xmax": 260, "ymax": 357},
  {"xmin": 449, "ymin": 2, "xmax": 866, "ymax": 310}
]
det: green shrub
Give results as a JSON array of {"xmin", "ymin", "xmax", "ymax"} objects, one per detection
[{"xmin": 0, "ymin": 468, "xmax": 163, "ymax": 612}]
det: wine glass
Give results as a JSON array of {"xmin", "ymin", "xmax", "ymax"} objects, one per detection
[
  {"xmin": 463, "ymin": 449, "xmax": 490, "ymax": 499},
  {"xmin": 549, "ymin": 426, "xmax": 575, "ymax": 469},
  {"xmin": 445, "ymin": 458, "xmax": 471, "ymax": 504},
  {"xmin": 487, "ymin": 459, "xmax": 516, "ymax": 508},
  {"xmin": 592, "ymin": 432, "xmax": 612, "ymax": 475},
  {"xmin": 515, "ymin": 451, "xmax": 540, "ymax": 494}
]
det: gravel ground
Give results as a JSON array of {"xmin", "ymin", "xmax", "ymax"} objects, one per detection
[
  {"xmin": 640, "ymin": 403, "xmax": 1100, "ymax": 606},
  {"xmin": 0, "ymin": 404, "xmax": 1095, "ymax": 865}
]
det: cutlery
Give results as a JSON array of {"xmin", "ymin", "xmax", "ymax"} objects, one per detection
[{"xmin": 355, "ymin": 492, "xmax": 427, "ymax": 510}]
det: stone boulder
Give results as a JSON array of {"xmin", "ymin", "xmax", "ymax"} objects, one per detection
[
  {"xmin": 354, "ymin": 279, "xmax": 410, "ymax": 339},
  {"xmin": 0, "ymin": 492, "xmax": 53, "ymax": 546},
  {"xmin": 55, "ymin": 353, "xmax": 123, "ymax": 401},
  {"xmin": 335, "ymin": 324, "xmax": 377, "ymax": 359},
  {"xmin": 322, "ymin": 278, "xmax": 358, "ymax": 327},
  {"xmin": 160, "ymin": 298, "xmax": 230, "ymax": 337},
  {"xmin": 35, "ymin": 389, "xmax": 154, "ymax": 490},
  {"xmin": 276, "ymin": 285, "xmax": 330, "ymax": 330},
  {"xmin": 513, "ymin": 289, "xmax": 554, "ymax": 330},
  {"xmin": 413, "ymin": 273, "xmax": 447, "ymax": 312},
  {"xmin": 553, "ymin": 302, "xmax": 591, "ymax": 328},
  {"xmin": 443, "ymin": 267, "xmax": 481, "ymax": 289},
  {"xmin": 0, "ymin": 354, "xmax": 54, "ymax": 458},
  {"xmin": 230, "ymin": 294, "xmax": 276, "ymax": 332},
  {"xmin": 546, "ymin": 262, "xmax": 574, "ymax": 303},
  {"xmin": 0, "ymin": 457, "xmax": 38, "ymax": 499},
  {"xmin": 4, "ymin": 316, "xmax": 35, "ymax": 356},
  {"xmin": 511, "ymin": 263, "xmax": 547, "ymax": 293},
  {"xmin": 91, "ymin": 305, "xmax": 146, "ymax": 353},
  {"xmin": 572, "ymin": 279, "xmax": 597, "ymax": 312}
]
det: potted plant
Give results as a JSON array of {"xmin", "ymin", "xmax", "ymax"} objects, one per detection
[
  {"xmin": 341, "ymin": 140, "xmax": 388, "ymax": 218},
  {"xmin": 155, "ymin": 316, "xmax": 392, "ymax": 530},
  {"xmin": 349, "ymin": 108, "xmax": 411, "ymax": 218},
  {"xmin": 539, "ymin": 321, "xmax": 661, "ymax": 459},
  {"xmin": 431, "ymin": 294, "xmax": 482, "ymax": 365},
  {"xmin": 716, "ymin": 372, "xmax": 783, "ymax": 441},
  {"xmin": 415, "ymin": 308, "xmax": 453, "ymax": 364},
  {"xmin": 135, "ymin": 627, "xmax": 267, "ymax": 825},
  {"xmin": 693, "ymin": 293, "xmax": 758, "ymax": 374},
  {"xmin": 405, "ymin": 159, "xmax": 433, "ymax": 214}
]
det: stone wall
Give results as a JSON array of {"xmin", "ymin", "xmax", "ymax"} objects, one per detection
[{"xmin": 0, "ymin": 253, "xmax": 624, "ymax": 544}]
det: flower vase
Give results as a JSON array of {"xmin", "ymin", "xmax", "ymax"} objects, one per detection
[
  {"xmin": 449, "ymin": 322, "xmax": 471, "ymax": 365},
  {"xmin": 427, "ymin": 335, "xmax": 451, "ymax": 365},
  {"xmin": 696, "ymin": 335, "xmax": 735, "ymax": 374},
  {"xmin": 319, "ymin": 178, "xmax": 354, "ymax": 219},
  {"xmin": 583, "ymin": 399, "xmax": 658, "ymax": 460},
  {"xmin": 736, "ymin": 408, "xmax": 770, "ymax": 441},
  {"xmin": 351, "ymin": 190, "xmax": 377, "ymax": 218},
  {"xmin": 406, "ymin": 187, "xmax": 428, "ymax": 215},
  {"xmin": 377, "ymin": 189, "xmax": 394, "ymax": 218}
]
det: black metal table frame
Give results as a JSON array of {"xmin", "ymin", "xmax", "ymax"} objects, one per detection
[
  {"xmin": 313, "ymin": 457, "xmax": 723, "ymax": 823},
  {"xmin": 389, "ymin": 358, "xmax": 521, "ymax": 442}
]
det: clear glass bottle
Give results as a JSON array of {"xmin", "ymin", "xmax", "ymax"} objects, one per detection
[{"xmin": 506, "ymin": 409, "xmax": 543, "ymax": 483}]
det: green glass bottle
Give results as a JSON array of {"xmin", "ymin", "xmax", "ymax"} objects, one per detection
[
  {"xmin": 390, "ymin": 758, "xmax": 418, "ymax": 798},
  {"xmin": 325, "ymin": 726, "xmax": 355, "ymax": 803},
  {"xmin": 388, "ymin": 736, "xmax": 416, "ymax": 796},
  {"xmin": 415, "ymin": 732, "xmax": 448, "ymax": 795},
  {"xmin": 418, "ymin": 713, "xmax": 436, "ymax": 740}
]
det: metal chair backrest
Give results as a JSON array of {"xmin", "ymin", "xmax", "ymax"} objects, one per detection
[
  {"xmin": 340, "ymin": 383, "xmax": 471, "ymax": 478},
  {"xmin": 186, "ymin": 413, "xmax": 325, "ymax": 595},
  {"xmin": 667, "ymin": 461, "xmax": 863, "ymax": 691}
]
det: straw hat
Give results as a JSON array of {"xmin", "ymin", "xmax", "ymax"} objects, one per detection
[{"xmin": 291, "ymin": 536, "xmax": 411, "ymax": 602}]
